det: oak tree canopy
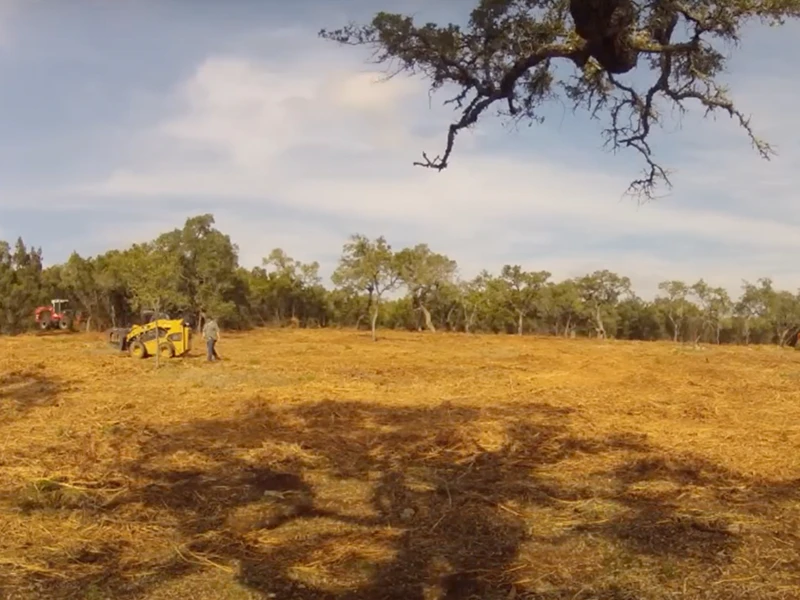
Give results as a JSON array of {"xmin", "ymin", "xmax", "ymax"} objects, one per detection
[{"xmin": 320, "ymin": 0, "xmax": 799, "ymax": 198}]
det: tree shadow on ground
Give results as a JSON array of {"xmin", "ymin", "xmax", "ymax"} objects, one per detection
[
  {"xmin": 119, "ymin": 400, "xmax": 589, "ymax": 600},
  {"xmin": 0, "ymin": 365, "xmax": 64, "ymax": 422},
  {"xmin": 4, "ymin": 399, "xmax": 799, "ymax": 599}
]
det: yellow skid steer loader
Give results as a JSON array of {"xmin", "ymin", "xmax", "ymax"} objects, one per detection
[{"xmin": 107, "ymin": 312, "xmax": 192, "ymax": 359}]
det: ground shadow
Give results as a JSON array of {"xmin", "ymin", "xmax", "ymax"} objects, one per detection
[
  {"xmin": 3, "ymin": 399, "xmax": 798, "ymax": 599},
  {"xmin": 0, "ymin": 366, "xmax": 64, "ymax": 422},
  {"xmin": 122, "ymin": 401, "xmax": 582, "ymax": 600}
]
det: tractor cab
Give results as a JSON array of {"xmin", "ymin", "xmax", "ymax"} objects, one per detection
[
  {"xmin": 52, "ymin": 299, "xmax": 69, "ymax": 314},
  {"xmin": 141, "ymin": 309, "xmax": 171, "ymax": 324}
]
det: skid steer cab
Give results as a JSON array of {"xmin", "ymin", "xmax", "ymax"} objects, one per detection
[{"xmin": 106, "ymin": 315, "xmax": 192, "ymax": 359}]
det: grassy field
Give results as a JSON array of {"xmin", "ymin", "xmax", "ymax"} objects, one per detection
[{"xmin": 1, "ymin": 329, "xmax": 799, "ymax": 600}]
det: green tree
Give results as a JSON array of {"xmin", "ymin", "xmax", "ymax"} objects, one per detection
[
  {"xmin": 264, "ymin": 248, "xmax": 322, "ymax": 287},
  {"xmin": 458, "ymin": 271, "xmax": 492, "ymax": 334},
  {"xmin": 265, "ymin": 248, "xmax": 321, "ymax": 319},
  {"xmin": 40, "ymin": 264, "xmax": 66, "ymax": 310},
  {"xmin": 616, "ymin": 296, "xmax": 663, "ymax": 341},
  {"xmin": 327, "ymin": 287, "xmax": 371, "ymax": 330},
  {"xmin": 576, "ymin": 270, "xmax": 631, "ymax": 339},
  {"xmin": 320, "ymin": 1, "xmax": 795, "ymax": 198},
  {"xmin": 736, "ymin": 279, "xmax": 771, "ymax": 344},
  {"xmin": 688, "ymin": 280, "xmax": 710, "ymax": 345},
  {"xmin": 431, "ymin": 281, "xmax": 463, "ymax": 332},
  {"xmin": 0, "ymin": 241, "xmax": 14, "ymax": 333},
  {"xmin": 772, "ymin": 291, "xmax": 800, "ymax": 347},
  {"xmin": 657, "ymin": 280, "xmax": 690, "ymax": 342},
  {"xmin": 332, "ymin": 234, "xmax": 399, "ymax": 341},
  {"xmin": 481, "ymin": 274, "xmax": 516, "ymax": 333},
  {"xmin": 708, "ymin": 287, "xmax": 733, "ymax": 344},
  {"xmin": 121, "ymin": 243, "xmax": 188, "ymax": 367},
  {"xmin": 155, "ymin": 214, "xmax": 242, "ymax": 328},
  {"xmin": 60, "ymin": 253, "xmax": 102, "ymax": 331},
  {"xmin": 253, "ymin": 248, "xmax": 328, "ymax": 326},
  {"xmin": 0, "ymin": 238, "xmax": 45, "ymax": 333},
  {"xmin": 754, "ymin": 278, "xmax": 800, "ymax": 346},
  {"xmin": 94, "ymin": 250, "xmax": 131, "ymax": 328},
  {"xmin": 498, "ymin": 265, "xmax": 550, "ymax": 335},
  {"xmin": 396, "ymin": 244, "xmax": 457, "ymax": 332},
  {"xmin": 689, "ymin": 281, "xmax": 732, "ymax": 345},
  {"xmin": 544, "ymin": 280, "xmax": 583, "ymax": 337}
]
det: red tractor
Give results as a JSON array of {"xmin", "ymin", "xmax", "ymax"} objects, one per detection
[{"xmin": 34, "ymin": 299, "xmax": 74, "ymax": 331}]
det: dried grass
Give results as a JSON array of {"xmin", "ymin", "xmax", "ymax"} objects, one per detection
[{"xmin": 1, "ymin": 329, "xmax": 799, "ymax": 599}]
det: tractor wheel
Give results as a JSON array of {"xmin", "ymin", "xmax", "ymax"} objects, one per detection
[
  {"xmin": 158, "ymin": 342, "xmax": 175, "ymax": 359},
  {"xmin": 59, "ymin": 318, "xmax": 71, "ymax": 331},
  {"xmin": 129, "ymin": 340, "xmax": 147, "ymax": 359},
  {"xmin": 39, "ymin": 313, "xmax": 51, "ymax": 330}
]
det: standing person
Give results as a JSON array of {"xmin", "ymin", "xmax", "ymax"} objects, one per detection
[{"xmin": 202, "ymin": 315, "xmax": 221, "ymax": 361}]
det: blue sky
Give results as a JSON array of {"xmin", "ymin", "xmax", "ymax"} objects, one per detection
[{"xmin": 0, "ymin": 1, "xmax": 798, "ymax": 298}]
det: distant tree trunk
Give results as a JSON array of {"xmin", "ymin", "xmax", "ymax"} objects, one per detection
[
  {"xmin": 593, "ymin": 306, "xmax": 606, "ymax": 339},
  {"xmin": 669, "ymin": 314, "xmax": 679, "ymax": 342},
  {"xmin": 463, "ymin": 307, "xmax": 476, "ymax": 333},
  {"xmin": 420, "ymin": 304, "xmax": 436, "ymax": 332},
  {"xmin": 517, "ymin": 311, "xmax": 524, "ymax": 335},
  {"xmin": 742, "ymin": 318, "xmax": 751, "ymax": 345},
  {"xmin": 563, "ymin": 315, "xmax": 572, "ymax": 337},
  {"xmin": 691, "ymin": 320, "xmax": 703, "ymax": 347},
  {"xmin": 370, "ymin": 300, "xmax": 380, "ymax": 341},
  {"xmin": 445, "ymin": 306, "xmax": 456, "ymax": 331}
]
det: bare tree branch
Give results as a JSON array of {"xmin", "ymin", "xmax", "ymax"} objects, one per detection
[{"xmin": 320, "ymin": 1, "xmax": 799, "ymax": 200}]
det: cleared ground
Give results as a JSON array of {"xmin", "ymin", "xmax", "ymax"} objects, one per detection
[{"xmin": 1, "ymin": 329, "xmax": 799, "ymax": 599}]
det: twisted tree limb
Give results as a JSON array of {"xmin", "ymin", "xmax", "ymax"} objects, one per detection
[{"xmin": 320, "ymin": 0, "xmax": 799, "ymax": 199}]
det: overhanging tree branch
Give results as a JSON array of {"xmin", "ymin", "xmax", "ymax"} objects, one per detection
[{"xmin": 320, "ymin": 0, "xmax": 798, "ymax": 200}]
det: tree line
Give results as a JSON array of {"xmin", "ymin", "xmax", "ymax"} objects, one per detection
[{"xmin": 1, "ymin": 214, "xmax": 799, "ymax": 346}]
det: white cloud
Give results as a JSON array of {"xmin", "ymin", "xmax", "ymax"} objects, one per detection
[{"xmin": 72, "ymin": 29, "xmax": 800, "ymax": 299}]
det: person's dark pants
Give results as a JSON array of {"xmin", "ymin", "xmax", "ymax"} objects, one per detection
[{"xmin": 206, "ymin": 339, "xmax": 218, "ymax": 361}]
